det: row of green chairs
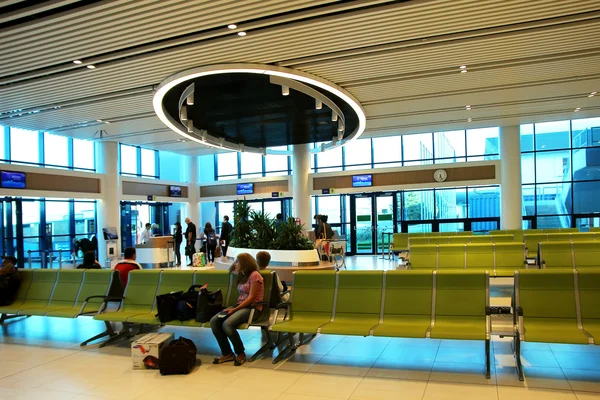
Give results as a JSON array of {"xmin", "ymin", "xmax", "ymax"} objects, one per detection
[
  {"xmin": 270, "ymin": 270, "xmax": 492, "ymax": 378},
  {"xmin": 391, "ymin": 231, "xmax": 474, "ymax": 252},
  {"xmin": 523, "ymin": 232, "xmax": 597, "ymax": 254},
  {"xmin": 408, "ymin": 234, "xmax": 514, "ymax": 246},
  {"xmin": 539, "ymin": 241, "xmax": 600, "ymax": 269},
  {"xmin": 514, "ymin": 268, "xmax": 600, "ymax": 380},
  {"xmin": 0, "ymin": 269, "xmax": 119, "ymax": 320},
  {"xmin": 407, "ymin": 243, "xmax": 526, "ymax": 276}
]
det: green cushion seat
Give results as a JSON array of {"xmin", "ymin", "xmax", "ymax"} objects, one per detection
[
  {"xmin": 465, "ymin": 243, "xmax": 494, "ymax": 272},
  {"xmin": 573, "ymin": 242, "xmax": 600, "ymax": 269},
  {"xmin": 408, "ymin": 244, "xmax": 437, "ymax": 270},
  {"xmin": 372, "ymin": 270, "xmax": 432, "ymax": 338},
  {"xmin": 539, "ymin": 241, "xmax": 573, "ymax": 269},
  {"xmin": 271, "ymin": 271, "xmax": 336, "ymax": 334},
  {"xmin": 20, "ymin": 270, "xmax": 85, "ymax": 316},
  {"xmin": 429, "ymin": 270, "xmax": 488, "ymax": 341},
  {"xmin": 319, "ymin": 271, "xmax": 383, "ymax": 336},
  {"xmin": 520, "ymin": 317, "xmax": 589, "ymax": 344},
  {"xmin": 577, "ymin": 268, "xmax": 600, "ymax": 342},
  {"xmin": 494, "ymin": 243, "xmax": 526, "ymax": 277},
  {"xmin": 437, "ymin": 244, "xmax": 466, "ymax": 269},
  {"xmin": 15, "ymin": 270, "xmax": 59, "ymax": 315}
]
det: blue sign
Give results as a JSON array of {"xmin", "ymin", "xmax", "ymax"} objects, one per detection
[
  {"xmin": 321, "ymin": 188, "xmax": 330, "ymax": 194},
  {"xmin": 352, "ymin": 174, "xmax": 372, "ymax": 187},
  {"xmin": 237, "ymin": 183, "xmax": 254, "ymax": 195},
  {"xmin": 1, "ymin": 171, "xmax": 26, "ymax": 189},
  {"xmin": 272, "ymin": 191, "xmax": 280, "ymax": 198}
]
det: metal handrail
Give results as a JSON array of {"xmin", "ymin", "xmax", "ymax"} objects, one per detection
[{"xmin": 26, "ymin": 249, "xmax": 81, "ymax": 269}]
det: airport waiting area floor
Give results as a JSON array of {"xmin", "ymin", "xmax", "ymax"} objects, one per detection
[{"xmin": 0, "ymin": 256, "xmax": 598, "ymax": 400}]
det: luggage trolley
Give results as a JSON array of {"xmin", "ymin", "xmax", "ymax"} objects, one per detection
[{"xmin": 318, "ymin": 239, "xmax": 347, "ymax": 270}]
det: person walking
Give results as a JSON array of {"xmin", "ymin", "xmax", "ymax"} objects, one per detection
[
  {"xmin": 185, "ymin": 218, "xmax": 197, "ymax": 266},
  {"xmin": 173, "ymin": 222, "xmax": 183, "ymax": 266},
  {"xmin": 220, "ymin": 216, "xmax": 233, "ymax": 257}
]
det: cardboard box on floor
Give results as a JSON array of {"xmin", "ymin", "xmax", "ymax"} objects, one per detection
[{"xmin": 132, "ymin": 332, "xmax": 174, "ymax": 370}]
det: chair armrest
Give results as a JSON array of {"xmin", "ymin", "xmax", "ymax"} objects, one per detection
[
  {"xmin": 83, "ymin": 295, "xmax": 124, "ymax": 302},
  {"xmin": 281, "ymin": 290, "xmax": 291, "ymax": 296},
  {"xmin": 276, "ymin": 301, "xmax": 291, "ymax": 309}
]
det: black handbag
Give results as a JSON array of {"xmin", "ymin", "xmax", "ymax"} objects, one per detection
[
  {"xmin": 185, "ymin": 245, "xmax": 194, "ymax": 256},
  {"xmin": 159, "ymin": 337, "xmax": 197, "ymax": 375},
  {"xmin": 175, "ymin": 285, "xmax": 204, "ymax": 321},
  {"xmin": 195, "ymin": 287, "xmax": 224, "ymax": 323},
  {"xmin": 155, "ymin": 291, "xmax": 183, "ymax": 323}
]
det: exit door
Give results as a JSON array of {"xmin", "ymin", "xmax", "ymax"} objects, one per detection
[{"xmin": 350, "ymin": 193, "xmax": 396, "ymax": 254}]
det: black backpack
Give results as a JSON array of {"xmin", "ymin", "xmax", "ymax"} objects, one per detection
[
  {"xmin": 195, "ymin": 288, "xmax": 223, "ymax": 323},
  {"xmin": 155, "ymin": 291, "xmax": 183, "ymax": 323},
  {"xmin": 207, "ymin": 231, "xmax": 217, "ymax": 246},
  {"xmin": 159, "ymin": 337, "xmax": 197, "ymax": 375}
]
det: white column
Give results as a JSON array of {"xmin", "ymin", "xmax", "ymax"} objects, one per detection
[
  {"xmin": 96, "ymin": 141, "xmax": 120, "ymax": 263},
  {"xmin": 292, "ymin": 143, "xmax": 312, "ymax": 229},
  {"xmin": 188, "ymin": 155, "xmax": 200, "ymax": 227},
  {"xmin": 499, "ymin": 126, "xmax": 523, "ymax": 229}
]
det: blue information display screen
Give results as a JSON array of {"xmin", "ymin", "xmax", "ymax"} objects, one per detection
[
  {"xmin": 352, "ymin": 174, "xmax": 372, "ymax": 187},
  {"xmin": 169, "ymin": 185, "xmax": 182, "ymax": 197},
  {"xmin": 1, "ymin": 171, "xmax": 26, "ymax": 189},
  {"xmin": 237, "ymin": 183, "xmax": 254, "ymax": 195}
]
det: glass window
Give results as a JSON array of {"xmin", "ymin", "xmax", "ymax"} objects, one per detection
[
  {"xmin": 535, "ymin": 150, "xmax": 570, "ymax": 183},
  {"xmin": 75, "ymin": 202, "xmax": 96, "ymax": 235},
  {"xmin": 217, "ymin": 202, "xmax": 234, "ymax": 229},
  {"xmin": 434, "ymin": 130, "xmax": 466, "ymax": 162},
  {"xmin": 10, "ymin": 127, "xmax": 39, "ymax": 164},
  {"xmin": 573, "ymin": 181, "xmax": 600, "ymax": 214},
  {"xmin": 522, "ymin": 185, "xmax": 536, "ymax": 216},
  {"xmin": 43, "ymin": 132, "xmax": 69, "ymax": 167},
  {"xmin": 217, "ymin": 152, "xmax": 238, "ymax": 177},
  {"xmin": 73, "ymin": 138, "xmax": 95, "ymax": 170},
  {"xmin": 0, "ymin": 126, "xmax": 5, "ymax": 161},
  {"xmin": 535, "ymin": 183, "xmax": 571, "ymax": 215},
  {"xmin": 468, "ymin": 186, "xmax": 500, "ymax": 217},
  {"xmin": 520, "ymin": 124, "xmax": 534, "ymax": 152},
  {"xmin": 535, "ymin": 120, "xmax": 570, "ymax": 151},
  {"xmin": 316, "ymin": 195, "xmax": 341, "ymax": 224},
  {"xmin": 435, "ymin": 187, "xmax": 466, "ymax": 219},
  {"xmin": 316, "ymin": 142, "xmax": 342, "ymax": 171},
  {"xmin": 141, "ymin": 148, "xmax": 157, "ymax": 177},
  {"xmin": 373, "ymin": 136, "xmax": 402, "ymax": 165},
  {"xmin": 265, "ymin": 146, "xmax": 289, "ymax": 175},
  {"xmin": 403, "ymin": 133, "xmax": 433, "ymax": 163},
  {"xmin": 403, "ymin": 190, "xmax": 434, "ymax": 221},
  {"xmin": 573, "ymin": 147, "xmax": 600, "ymax": 181},
  {"xmin": 521, "ymin": 153, "xmax": 535, "ymax": 184},
  {"xmin": 240, "ymin": 152, "xmax": 263, "ymax": 176},
  {"xmin": 572, "ymin": 117, "xmax": 600, "ymax": 148},
  {"xmin": 21, "ymin": 200, "xmax": 41, "ymax": 238},
  {"xmin": 344, "ymin": 138, "xmax": 372, "ymax": 168},
  {"xmin": 263, "ymin": 201, "xmax": 282, "ymax": 219},
  {"xmin": 466, "ymin": 127, "xmax": 499, "ymax": 157},
  {"xmin": 120, "ymin": 144, "xmax": 138, "ymax": 175},
  {"xmin": 46, "ymin": 201, "xmax": 70, "ymax": 237}
]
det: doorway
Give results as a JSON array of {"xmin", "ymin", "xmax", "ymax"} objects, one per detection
[
  {"xmin": 350, "ymin": 193, "xmax": 396, "ymax": 254},
  {"xmin": 120, "ymin": 202, "xmax": 172, "ymax": 250}
]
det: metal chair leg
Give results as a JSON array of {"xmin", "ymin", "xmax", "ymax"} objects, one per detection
[
  {"xmin": 80, "ymin": 321, "xmax": 116, "ymax": 346},
  {"xmin": 249, "ymin": 327, "xmax": 275, "ymax": 362},
  {"xmin": 0, "ymin": 314, "xmax": 25, "ymax": 323},
  {"xmin": 99, "ymin": 322, "xmax": 133, "ymax": 348},
  {"xmin": 272, "ymin": 333, "xmax": 297, "ymax": 364},
  {"xmin": 514, "ymin": 335, "xmax": 524, "ymax": 381}
]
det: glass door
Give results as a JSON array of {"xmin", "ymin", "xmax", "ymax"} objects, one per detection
[
  {"xmin": 375, "ymin": 195, "xmax": 394, "ymax": 254},
  {"xmin": 354, "ymin": 196, "xmax": 373, "ymax": 254}
]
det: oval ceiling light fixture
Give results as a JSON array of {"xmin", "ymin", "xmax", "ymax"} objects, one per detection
[
  {"xmin": 227, "ymin": 24, "xmax": 237, "ymax": 29},
  {"xmin": 281, "ymin": 85, "xmax": 289, "ymax": 96},
  {"xmin": 153, "ymin": 63, "xmax": 366, "ymax": 155},
  {"xmin": 237, "ymin": 31, "xmax": 247, "ymax": 36},
  {"xmin": 87, "ymin": 65, "xmax": 96, "ymax": 69},
  {"xmin": 73, "ymin": 60, "xmax": 82, "ymax": 64}
]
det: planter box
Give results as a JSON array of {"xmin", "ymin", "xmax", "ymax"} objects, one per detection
[{"xmin": 225, "ymin": 247, "xmax": 320, "ymax": 266}]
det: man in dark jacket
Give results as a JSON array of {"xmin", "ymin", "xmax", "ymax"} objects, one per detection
[
  {"xmin": 220, "ymin": 216, "xmax": 233, "ymax": 257},
  {"xmin": 0, "ymin": 256, "xmax": 22, "ymax": 306}
]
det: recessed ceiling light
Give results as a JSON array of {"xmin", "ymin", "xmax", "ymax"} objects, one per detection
[
  {"xmin": 466, "ymin": 105, "xmax": 472, "ymax": 110},
  {"xmin": 73, "ymin": 60, "xmax": 82, "ymax": 64},
  {"xmin": 467, "ymin": 117, "xmax": 472, "ymax": 122},
  {"xmin": 96, "ymin": 119, "xmax": 103, "ymax": 122},
  {"xmin": 459, "ymin": 65, "xmax": 467, "ymax": 69},
  {"xmin": 589, "ymin": 94, "xmax": 595, "ymax": 98},
  {"xmin": 281, "ymin": 85, "xmax": 289, "ymax": 96},
  {"xmin": 228, "ymin": 24, "xmax": 237, "ymax": 29},
  {"xmin": 592, "ymin": 92, "xmax": 598, "ymax": 95},
  {"xmin": 87, "ymin": 65, "xmax": 95, "ymax": 69},
  {"xmin": 460, "ymin": 69, "xmax": 468, "ymax": 73},
  {"xmin": 237, "ymin": 31, "xmax": 247, "ymax": 36},
  {"xmin": 574, "ymin": 107, "xmax": 581, "ymax": 112}
]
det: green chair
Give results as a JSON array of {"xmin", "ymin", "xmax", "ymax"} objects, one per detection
[
  {"xmin": 391, "ymin": 233, "xmax": 409, "ymax": 253},
  {"xmin": 271, "ymin": 271, "xmax": 337, "ymax": 363},
  {"xmin": 569, "ymin": 232, "xmax": 597, "ymax": 241},
  {"xmin": 236, "ymin": 269, "xmax": 274, "ymax": 330},
  {"xmin": 494, "ymin": 243, "xmax": 527, "ymax": 277},
  {"xmin": 545, "ymin": 233, "xmax": 574, "ymax": 243},
  {"xmin": 542, "ymin": 228, "xmax": 579, "ymax": 233},
  {"xmin": 18, "ymin": 270, "xmax": 84, "ymax": 316},
  {"xmin": 428, "ymin": 237, "xmax": 450, "ymax": 245},
  {"xmin": 408, "ymin": 237, "xmax": 430, "ymax": 246},
  {"xmin": 127, "ymin": 270, "xmax": 195, "ymax": 325},
  {"xmin": 437, "ymin": 244, "xmax": 466, "ymax": 269},
  {"xmin": 14, "ymin": 270, "xmax": 59, "ymax": 315},
  {"xmin": 539, "ymin": 241, "xmax": 573, "ymax": 269},
  {"xmin": 408, "ymin": 244, "xmax": 438, "ymax": 270},
  {"xmin": 165, "ymin": 270, "xmax": 232, "ymax": 328},
  {"xmin": 372, "ymin": 270, "xmax": 432, "ymax": 338},
  {"xmin": 572, "ymin": 241, "xmax": 600, "ymax": 269},
  {"xmin": 523, "ymin": 233, "xmax": 548, "ymax": 255},
  {"xmin": 429, "ymin": 270, "xmax": 491, "ymax": 379},
  {"xmin": 468, "ymin": 235, "xmax": 489, "ymax": 244},
  {"xmin": 319, "ymin": 271, "xmax": 383, "ymax": 336},
  {"xmin": 489, "ymin": 234, "xmax": 514, "ymax": 243},
  {"xmin": 577, "ymin": 268, "xmax": 600, "ymax": 342},
  {"xmin": 0, "ymin": 269, "xmax": 33, "ymax": 320},
  {"xmin": 465, "ymin": 243, "xmax": 494, "ymax": 272},
  {"xmin": 448, "ymin": 236, "xmax": 473, "ymax": 244},
  {"xmin": 493, "ymin": 229, "xmax": 524, "ymax": 242},
  {"xmin": 46, "ymin": 270, "xmax": 117, "ymax": 318}
]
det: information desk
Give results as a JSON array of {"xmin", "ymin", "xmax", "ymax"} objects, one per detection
[{"xmin": 135, "ymin": 236, "xmax": 174, "ymax": 269}]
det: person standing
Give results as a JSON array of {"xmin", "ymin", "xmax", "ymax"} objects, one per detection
[
  {"xmin": 274, "ymin": 213, "xmax": 284, "ymax": 233},
  {"xmin": 140, "ymin": 223, "xmax": 151, "ymax": 244},
  {"xmin": 220, "ymin": 216, "xmax": 233, "ymax": 257},
  {"xmin": 203, "ymin": 222, "xmax": 218, "ymax": 266},
  {"xmin": 173, "ymin": 222, "xmax": 183, "ymax": 266},
  {"xmin": 185, "ymin": 218, "xmax": 197, "ymax": 266},
  {"xmin": 76, "ymin": 251, "xmax": 102, "ymax": 269}
]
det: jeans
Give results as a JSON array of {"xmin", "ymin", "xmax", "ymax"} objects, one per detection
[
  {"xmin": 221, "ymin": 240, "xmax": 229, "ymax": 257},
  {"xmin": 175, "ymin": 241, "xmax": 182, "ymax": 265},
  {"xmin": 206, "ymin": 244, "xmax": 216, "ymax": 263},
  {"xmin": 210, "ymin": 308, "xmax": 252, "ymax": 356}
]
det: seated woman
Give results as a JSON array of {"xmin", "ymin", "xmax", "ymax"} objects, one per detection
[
  {"xmin": 76, "ymin": 251, "xmax": 102, "ymax": 269},
  {"xmin": 211, "ymin": 253, "xmax": 264, "ymax": 366},
  {"xmin": 0, "ymin": 256, "xmax": 22, "ymax": 306}
]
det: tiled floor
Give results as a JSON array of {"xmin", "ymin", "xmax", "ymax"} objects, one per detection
[
  {"xmin": 1, "ymin": 255, "xmax": 598, "ymax": 399},
  {"xmin": 0, "ymin": 315, "xmax": 599, "ymax": 400}
]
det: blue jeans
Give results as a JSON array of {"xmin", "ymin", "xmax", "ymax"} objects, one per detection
[{"xmin": 210, "ymin": 308, "xmax": 252, "ymax": 356}]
